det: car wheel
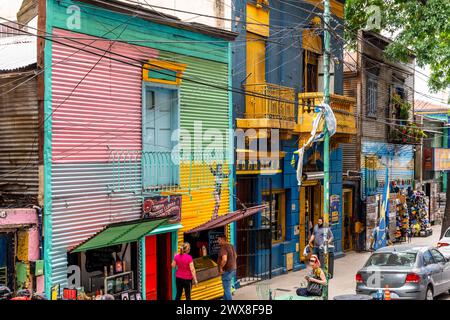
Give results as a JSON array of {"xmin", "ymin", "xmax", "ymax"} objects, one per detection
[{"xmin": 425, "ymin": 287, "xmax": 433, "ymax": 300}]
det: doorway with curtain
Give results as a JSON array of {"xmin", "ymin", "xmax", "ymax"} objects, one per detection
[{"xmin": 145, "ymin": 233, "xmax": 172, "ymax": 300}]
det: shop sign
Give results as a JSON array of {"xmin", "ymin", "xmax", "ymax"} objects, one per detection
[
  {"xmin": 142, "ymin": 195, "xmax": 181, "ymax": 222},
  {"xmin": 330, "ymin": 195, "xmax": 340, "ymax": 225},
  {"xmin": 208, "ymin": 231, "xmax": 222, "ymax": 256},
  {"xmin": 433, "ymin": 148, "xmax": 450, "ymax": 171}
]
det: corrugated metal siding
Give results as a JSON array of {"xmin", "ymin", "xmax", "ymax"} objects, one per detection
[
  {"xmin": 51, "ymin": 28, "xmax": 158, "ymax": 163},
  {"xmin": 49, "ymin": 29, "xmax": 231, "ymax": 296},
  {"xmin": 341, "ymin": 136, "xmax": 358, "ymax": 173},
  {"xmin": 156, "ymin": 51, "xmax": 231, "ymax": 235},
  {"xmin": 0, "ymin": 75, "xmax": 38, "ymax": 200},
  {"xmin": 50, "ymin": 162, "xmax": 141, "ymax": 287}
]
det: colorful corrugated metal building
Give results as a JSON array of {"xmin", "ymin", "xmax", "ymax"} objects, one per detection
[{"xmin": 40, "ymin": 0, "xmax": 236, "ymax": 299}]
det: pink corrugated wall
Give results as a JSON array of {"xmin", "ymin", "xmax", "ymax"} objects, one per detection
[{"xmin": 51, "ymin": 28, "xmax": 158, "ymax": 163}]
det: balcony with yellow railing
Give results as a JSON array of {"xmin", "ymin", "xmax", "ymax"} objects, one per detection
[
  {"xmin": 236, "ymin": 83, "xmax": 296, "ymax": 132},
  {"xmin": 295, "ymin": 92, "xmax": 357, "ymax": 144}
]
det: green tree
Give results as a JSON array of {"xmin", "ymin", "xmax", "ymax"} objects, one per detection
[{"xmin": 345, "ymin": 0, "xmax": 450, "ymax": 92}]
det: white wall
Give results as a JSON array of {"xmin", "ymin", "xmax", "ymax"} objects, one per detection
[
  {"xmin": 124, "ymin": 0, "xmax": 232, "ymax": 30},
  {"xmin": 0, "ymin": 0, "xmax": 22, "ymax": 20}
]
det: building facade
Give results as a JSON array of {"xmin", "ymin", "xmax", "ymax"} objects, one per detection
[
  {"xmin": 343, "ymin": 30, "xmax": 416, "ymax": 249},
  {"xmin": 415, "ymin": 100, "xmax": 450, "ymax": 225},
  {"xmin": 232, "ymin": 0, "xmax": 355, "ymax": 284},
  {"xmin": 0, "ymin": 35, "xmax": 43, "ymax": 292},
  {"xmin": 36, "ymin": 0, "xmax": 236, "ymax": 300}
]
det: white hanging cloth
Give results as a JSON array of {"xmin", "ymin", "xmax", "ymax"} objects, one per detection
[{"xmin": 292, "ymin": 103, "xmax": 337, "ymax": 186}]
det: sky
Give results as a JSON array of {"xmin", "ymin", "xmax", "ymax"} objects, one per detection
[
  {"xmin": 0, "ymin": 0, "xmax": 22, "ymax": 20},
  {"xmin": 0, "ymin": 0, "xmax": 448, "ymax": 106}
]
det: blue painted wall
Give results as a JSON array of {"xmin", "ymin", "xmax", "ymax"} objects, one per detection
[{"xmin": 232, "ymin": 1, "xmax": 346, "ymax": 275}]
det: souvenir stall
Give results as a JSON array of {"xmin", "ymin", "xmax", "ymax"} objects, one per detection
[
  {"xmin": 394, "ymin": 195, "xmax": 409, "ymax": 242},
  {"xmin": 408, "ymin": 191, "xmax": 432, "ymax": 237}
]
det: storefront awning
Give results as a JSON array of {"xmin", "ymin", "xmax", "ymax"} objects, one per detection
[
  {"xmin": 185, "ymin": 204, "xmax": 268, "ymax": 234},
  {"xmin": 70, "ymin": 218, "xmax": 169, "ymax": 253}
]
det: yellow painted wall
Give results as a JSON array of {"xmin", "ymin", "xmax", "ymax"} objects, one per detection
[
  {"xmin": 176, "ymin": 162, "xmax": 230, "ymax": 300},
  {"xmin": 246, "ymin": 3, "xmax": 270, "ymax": 37}
]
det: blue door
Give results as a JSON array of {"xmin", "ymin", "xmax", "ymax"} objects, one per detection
[{"xmin": 143, "ymin": 86, "xmax": 178, "ymax": 188}]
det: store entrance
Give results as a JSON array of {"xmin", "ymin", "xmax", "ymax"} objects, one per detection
[
  {"xmin": 0, "ymin": 232, "xmax": 14, "ymax": 289},
  {"xmin": 342, "ymin": 189, "xmax": 353, "ymax": 251},
  {"xmin": 145, "ymin": 233, "xmax": 172, "ymax": 300},
  {"xmin": 299, "ymin": 182, "xmax": 322, "ymax": 262}
]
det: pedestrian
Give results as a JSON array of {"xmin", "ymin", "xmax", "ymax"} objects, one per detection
[
  {"xmin": 308, "ymin": 217, "xmax": 334, "ymax": 265},
  {"xmin": 172, "ymin": 242, "xmax": 198, "ymax": 300},
  {"xmin": 296, "ymin": 255, "xmax": 327, "ymax": 297},
  {"xmin": 406, "ymin": 226, "xmax": 412, "ymax": 243},
  {"xmin": 217, "ymin": 234, "xmax": 237, "ymax": 300}
]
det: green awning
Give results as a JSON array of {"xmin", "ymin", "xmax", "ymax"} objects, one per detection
[{"xmin": 71, "ymin": 218, "xmax": 169, "ymax": 253}]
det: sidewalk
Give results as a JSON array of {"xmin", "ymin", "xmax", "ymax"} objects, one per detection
[{"xmin": 234, "ymin": 225, "xmax": 443, "ymax": 300}]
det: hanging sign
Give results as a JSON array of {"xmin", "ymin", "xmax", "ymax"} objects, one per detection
[
  {"xmin": 142, "ymin": 195, "xmax": 181, "ymax": 222},
  {"xmin": 330, "ymin": 194, "xmax": 340, "ymax": 225}
]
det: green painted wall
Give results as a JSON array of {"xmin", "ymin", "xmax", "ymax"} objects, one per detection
[{"xmin": 49, "ymin": 0, "xmax": 229, "ymax": 63}]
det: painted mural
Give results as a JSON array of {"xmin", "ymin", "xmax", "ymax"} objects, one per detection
[{"xmin": 361, "ymin": 142, "xmax": 414, "ymax": 198}]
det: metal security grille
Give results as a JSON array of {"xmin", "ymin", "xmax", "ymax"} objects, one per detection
[{"xmin": 235, "ymin": 176, "xmax": 273, "ymax": 285}]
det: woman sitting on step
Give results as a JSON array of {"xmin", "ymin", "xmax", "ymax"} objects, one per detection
[{"xmin": 296, "ymin": 254, "xmax": 327, "ymax": 297}]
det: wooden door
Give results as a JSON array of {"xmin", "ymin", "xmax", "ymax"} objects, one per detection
[{"xmin": 342, "ymin": 189, "xmax": 353, "ymax": 251}]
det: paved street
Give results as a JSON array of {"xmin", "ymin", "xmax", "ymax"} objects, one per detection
[{"xmin": 234, "ymin": 225, "xmax": 450, "ymax": 300}]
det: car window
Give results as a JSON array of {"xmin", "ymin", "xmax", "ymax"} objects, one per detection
[
  {"xmin": 445, "ymin": 228, "xmax": 450, "ymax": 238},
  {"xmin": 422, "ymin": 250, "xmax": 435, "ymax": 266},
  {"xmin": 431, "ymin": 249, "xmax": 445, "ymax": 263},
  {"xmin": 365, "ymin": 252, "xmax": 417, "ymax": 267}
]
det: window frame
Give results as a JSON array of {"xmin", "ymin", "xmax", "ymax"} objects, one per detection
[
  {"xmin": 262, "ymin": 189, "xmax": 286, "ymax": 244},
  {"xmin": 366, "ymin": 73, "xmax": 378, "ymax": 118},
  {"xmin": 430, "ymin": 249, "xmax": 446, "ymax": 264},
  {"xmin": 422, "ymin": 250, "xmax": 435, "ymax": 266},
  {"xmin": 141, "ymin": 81, "xmax": 181, "ymax": 188}
]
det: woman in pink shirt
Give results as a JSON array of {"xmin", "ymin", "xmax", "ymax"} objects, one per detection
[{"xmin": 172, "ymin": 242, "xmax": 198, "ymax": 300}]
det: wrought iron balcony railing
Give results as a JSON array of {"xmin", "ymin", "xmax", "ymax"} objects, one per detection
[{"xmin": 109, "ymin": 149, "xmax": 228, "ymax": 195}]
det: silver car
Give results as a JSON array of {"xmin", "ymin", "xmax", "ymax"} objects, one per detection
[{"xmin": 356, "ymin": 245, "xmax": 450, "ymax": 300}]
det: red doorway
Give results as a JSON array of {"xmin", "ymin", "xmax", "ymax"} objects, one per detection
[{"xmin": 145, "ymin": 233, "xmax": 172, "ymax": 300}]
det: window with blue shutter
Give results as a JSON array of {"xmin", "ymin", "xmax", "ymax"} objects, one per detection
[{"xmin": 142, "ymin": 85, "xmax": 179, "ymax": 189}]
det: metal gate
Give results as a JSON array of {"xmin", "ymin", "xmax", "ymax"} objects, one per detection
[{"xmin": 235, "ymin": 176, "xmax": 273, "ymax": 285}]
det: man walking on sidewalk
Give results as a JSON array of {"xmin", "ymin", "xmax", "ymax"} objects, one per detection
[
  {"xmin": 309, "ymin": 217, "xmax": 334, "ymax": 266},
  {"xmin": 217, "ymin": 234, "xmax": 237, "ymax": 300}
]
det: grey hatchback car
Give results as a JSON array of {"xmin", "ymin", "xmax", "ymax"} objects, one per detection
[{"xmin": 356, "ymin": 245, "xmax": 450, "ymax": 300}]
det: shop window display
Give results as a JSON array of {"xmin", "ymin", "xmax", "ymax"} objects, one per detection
[
  {"xmin": 66, "ymin": 242, "xmax": 139, "ymax": 300},
  {"xmin": 262, "ymin": 192, "xmax": 285, "ymax": 242},
  {"xmin": 183, "ymin": 227, "xmax": 225, "ymax": 283}
]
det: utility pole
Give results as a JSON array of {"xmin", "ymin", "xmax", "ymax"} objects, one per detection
[{"xmin": 322, "ymin": 0, "xmax": 331, "ymax": 300}]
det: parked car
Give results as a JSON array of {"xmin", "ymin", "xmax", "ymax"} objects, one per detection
[
  {"xmin": 438, "ymin": 227, "xmax": 450, "ymax": 259},
  {"xmin": 355, "ymin": 245, "xmax": 450, "ymax": 300}
]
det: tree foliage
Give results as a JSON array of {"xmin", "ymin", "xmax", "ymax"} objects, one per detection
[{"xmin": 345, "ymin": 0, "xmax": 450, "ymax": 92}]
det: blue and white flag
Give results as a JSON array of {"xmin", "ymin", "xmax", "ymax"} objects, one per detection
[{"xmin": 376, "ymin": 166, "xmax": 389, "ymax": 249}]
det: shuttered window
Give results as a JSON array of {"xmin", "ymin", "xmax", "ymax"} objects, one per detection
[
  {"xmin": 142, "ymin": 85, "xmax": 179, "ymax": 187},
  {"xmin": 366, "ymin": 74, "xmax": 378, "ymax": 118}
]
